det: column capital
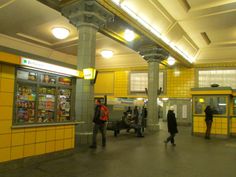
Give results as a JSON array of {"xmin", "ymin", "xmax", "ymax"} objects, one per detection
[
  {"xmin": 139, "ymin": 46, "xmax": 169, "ymax": 63},
  {"xmin": 61, "ymin": 0, "xmax": 114, "ymax": 29}
]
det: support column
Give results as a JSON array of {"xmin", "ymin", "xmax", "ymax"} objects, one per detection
[
  {"xmin": 140, "ymin": 46, "xmax": 168, "ymax": 132},
  {"xmin": 62, "ymin": 0, "xmax": 113, "ymax": 145}
]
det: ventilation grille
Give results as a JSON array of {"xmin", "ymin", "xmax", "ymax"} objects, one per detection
[{"xmin": 201, "ymin": 32, "xmax": 211, "ymax": 45}]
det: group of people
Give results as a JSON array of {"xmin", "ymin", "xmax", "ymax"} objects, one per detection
[
  {"xmin": 90, "ymin": 99, "xmax": 214, "ymax": 149},
  {"xmin": 123, "ymin": 106, "xmax": 146, "ymax": 137}
]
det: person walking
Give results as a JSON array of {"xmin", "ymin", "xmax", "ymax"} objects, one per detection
[
  {"xmin": 90, "ymin": 99, "xmax": 109, "ymax": 148},
  {"xmin": 204, "ymin": 105, "xmax": 213, "ymax": 139},
  {"xmin": 164, "ymin": 106, "xmax": 178, "ymax": 146}
]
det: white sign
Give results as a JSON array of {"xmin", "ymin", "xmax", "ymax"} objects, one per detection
[
  {"xmin": 182, "ymin": 105, "xmax": 187, "ymax": 119},
  {"xmin": 21, "ymin": 57, "xmax": 81, "ymax": 77}
]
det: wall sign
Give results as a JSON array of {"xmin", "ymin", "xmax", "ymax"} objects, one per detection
[{"xmin": 21, "ymin": 57, "xmax": 83, "ymax": 77}]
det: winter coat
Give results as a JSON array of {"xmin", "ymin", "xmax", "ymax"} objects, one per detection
[
  {"xmin": 167, "ymin": 110, "xmax": 178, "ymax": 134},
  {"xmin": 93, "ymin": 105, "xmax": 105, "ymax": 125},
  {"xmin": 205, "ymin": 106, "xmax": 213, "ymax": 122}
]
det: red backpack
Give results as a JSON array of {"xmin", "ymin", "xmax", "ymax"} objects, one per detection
[{"xmin": 100, "ymin": 105, "xmax": 109, "ymax": 121}]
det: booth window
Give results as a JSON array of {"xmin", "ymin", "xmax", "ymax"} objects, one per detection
[
  {"xmin": 130, "ymin": 72, "xmax": 164, "ymax": 93},
  {"xmin": 194, "ymin": 96, "xmax": 227, "ymax": 115},
  {"xmin": 15, "ymin": 68, "xmax": 75, "ymax": 125}
]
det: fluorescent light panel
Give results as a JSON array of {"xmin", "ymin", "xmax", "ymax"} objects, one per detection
[{"xmin": 21, "ymin": 57, "xmax": 80, "ymax": 77}]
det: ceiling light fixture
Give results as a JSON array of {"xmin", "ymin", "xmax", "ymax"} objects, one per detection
[
  {"xmin": 101, "ymin": 50, "xmax": 114, "ymax": 59},
  {"xmin": 124, "ymin": 29, "xmax": 135, "ymax": 42},
  {"xmin": 111, "ymin": 0, "xmax": 194, "ymax": 63},
  {"xmin": 51, "ymin": 27, "xmax": 70, "ymax": 39},
  {"xmin": 167, "ymin": 56, "xmax": 176, "ymax": 66}
]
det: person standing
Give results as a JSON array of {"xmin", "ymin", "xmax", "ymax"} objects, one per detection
[
  {"xmin": 204, "ymin": 105, "xmax": 213, "ymax": 139},
  {"xmin": 90, "ymin": 99, "xmax": 108, "ymax": 148},
  {"xmin": 164, "ymin": 106, "xmax": 178, "ymax": 146}
]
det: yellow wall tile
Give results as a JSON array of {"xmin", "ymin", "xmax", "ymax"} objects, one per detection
[
  {"xmin": 12, "ymin": 132, "xmax": 24, "ymax": 146},
  {"xmin": 231, "ymin": 128, "xmax": 236, "ymax": 133},
  {"xmin": 46, "ymin": 129, "xmax": 56, "ymax": 141},
  {"xmin": 94, "ymin": 72, "xmax": 114, "ymax": 94},
  {"xmin": 166, "ymin": 68, "xmax": 194, "ymax": 98},
  {"xmin": 11, "ymin": 146, "xmax": 23, "ymax": 160},
  {"xmin": 25, "ymin": 128, "xmax": 36, "ymax": 132},
  {"xmin": 64, "ymin": 128, "xmax": 72, "ymax": 139},
  {"xmin": 0, "ymin": 106, "xmax": 13, "ymax": 120},
  {"xmin": 0, "ymin": 92, "xmax": 13, "ymax": 106},
  {"xmin": 24, "ymin": 144, "xmax": 35, "ymax": 157},
  {"xmin": 0, "ymin": 52, "xmax": 20, "ymax": 65},
  {"xmin": 0, "ymin": 147, "xmax": 11, "ymax": 162},
  {"xmin": 12, "ymin": 128, "xmax": 24, "ymax": 133},
  {"xmin": 55, "ymin": 140, "xmax": 64, "ymax": 151},
  {"xmin": 0, "ymin": 78, "xmax": 14, "ymax": 92},
  {"xmin": 46, "ymin": 141, "xmax": 55, "ymax": 153},
  {"xmin": 71, "ymin": 138, "xmax": 75, "ymax": 148},
  {"xmin": 46, "ymin": 126, "xmax": 56, "ymax": 130},
  {"xmin": 1, "ymin": 64, "xmax": 15, "ymax": 79},
  {"xmin": 0, "ymin": 133, "xmax": 11, "ymax": 148},
  {"xmin": 0, "ymin": 120, "xmax": 12, "ymax": 134},
  {"xmin": 64, "ymin": 139, "xmax": 72, "ymax": 149},
  {"xmin": 35, "ymin": 143, "xmax": 46, "ymax": 155},
  {"xmin": 24, "ymin": 132, "xmax": 36, "ymax": 144},
  {"xmin": 36, "ymin": 127, "xmax": 46, "ymax": 131},
  {"xmin": 36, "ymin": 130, "xmax": 46, "ymax": 143},
  {"xmin": 55, "ymin": 129, "xmax": 64, "ymax": 140}
]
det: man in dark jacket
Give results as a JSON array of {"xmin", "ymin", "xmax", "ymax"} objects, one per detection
[
  {"xmin": 90, "ymin": 99, "xmax": 107, "ymax": 148},
  {"xmin": 205, "ymin": 105, "xmax": 213, "ymax": 139},
  {"xmin": 164, "ymin": 106, "xmax": 178, "ymax": 146}
]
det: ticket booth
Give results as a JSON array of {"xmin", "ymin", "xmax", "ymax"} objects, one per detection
[{"xmin": 191, "ymin": 87, "xmax": 232, "ymax": 136}]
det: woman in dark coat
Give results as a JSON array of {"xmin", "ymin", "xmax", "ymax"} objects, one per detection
[
  {"xmin": 164, "ymin": 107, "xmax": 178, "ymax": 146},
  {"xmin": 205, "ymin": 105, "xmax": 213, "ymax": 139}
]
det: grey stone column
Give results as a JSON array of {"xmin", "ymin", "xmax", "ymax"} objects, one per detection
[
  {"xmin": 140, "ymin": 46, "xmax": 168, "ymax": 132},
  {"xmin": 61, "ymin": 0, "xmax": 113, "ymax": 145}
]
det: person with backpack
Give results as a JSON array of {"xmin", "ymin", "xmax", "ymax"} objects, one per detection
[{"xmin": 90, "ymin": 99, "xmax": 109, "ymax": 149}]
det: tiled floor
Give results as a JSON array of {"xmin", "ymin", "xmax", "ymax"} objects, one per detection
[{"xmin": 1, "ymin": 125, "xmax": 236, "ymax": 177}]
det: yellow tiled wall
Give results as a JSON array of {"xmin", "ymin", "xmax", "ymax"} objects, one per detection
[
  {"xmin": 166, "ymin": 67, "xmax": 195, "ymax": 98},
  {"xmin": 114, "ymin": 71, "xmax": 129, "ymax": 97},
  {"xmin": 94, "ymin": 72, "xmax": 114, "ymax": 94},
  {"xmin": 193, "ymin": 116, "xmax": 228, "ymax": 135},
  {"xmin": 95, "ymin": 67, "xmax": 195, "ymax": 98},
  {"xmin": 230, "ymin": 118, "xmax": 236, "ymax": 134},
  {"xmin": 0, "ymin": 63, "xmax": 75, "ymax": 163}
]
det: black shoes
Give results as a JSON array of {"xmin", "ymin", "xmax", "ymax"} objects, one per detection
[
  {"xmin": 89, "ymin": 145, "xmax": 97, "ymax": 149},
  {"xmin": 164, "ymin": 141, "xmax": 176, "ymax": 146}
]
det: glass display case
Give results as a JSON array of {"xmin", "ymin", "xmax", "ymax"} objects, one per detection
[
  {"xmin": 16, "ymin": 84, "xmax": 36, "ymax": 123},
  {"xmin": 14, "ymin": 68, "xmax": 75, "ymax": 125},
  {"xmin": 57, "ymin": 88, "xmax": 71, "ymax": 122},
  {"xmin": 38, "ymin": 86, "xmax": 56, "ymax": 123}
]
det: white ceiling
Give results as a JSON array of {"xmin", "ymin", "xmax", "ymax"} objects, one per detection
[{"xmin": 0, "ymin": 0, "xmax": 236, "ymax": 68}]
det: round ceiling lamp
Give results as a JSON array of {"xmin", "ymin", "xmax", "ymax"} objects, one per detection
[
  {"xmin": 101, "ymin": 50, "xmax": 114, "ymax": 59},
  {"xmin": 167, "ymin": 56, "xmax": 176, "ymax": 66},
  {"xmin": 124, "ymin": 29, "xmax": 135, "ymax": 42},
  {"xmin": 51, "ymin": 27, "xmax": 70, "ymax": 39}
]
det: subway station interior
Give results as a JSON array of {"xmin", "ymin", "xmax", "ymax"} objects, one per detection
[{"xmin": 1, "ymin": 0, "xmax": 236, "ymax": 176}]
